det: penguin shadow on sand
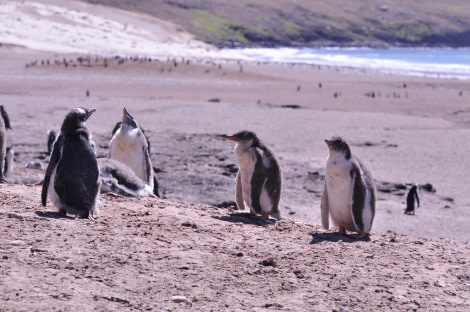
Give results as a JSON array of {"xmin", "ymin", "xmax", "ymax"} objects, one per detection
[
  {"xmin": 216, "ymin": 212, "xmax": 278, "ymax": 226},
  {"xmin": 310, "ymin": 231, "xmax": 371, "ymax": 244},
  {"xmin": 34, "ymin": 210, "xmax": 76, "ymax": 220}
]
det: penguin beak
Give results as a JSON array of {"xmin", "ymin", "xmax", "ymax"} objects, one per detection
[
  {"xmin": 87, "ymin": 108, "xmax": 96, "ymax": 119},
  {"xmin": 122, "ymin": 107, "xmax": 136, "ymax": 127},
  {"xmin": 325, "ymin": 139, "xmax": 333, "ymax": 146},
  {"xmin": 225, "ymin": 135, "xmax": 238, "ymax": 142}
]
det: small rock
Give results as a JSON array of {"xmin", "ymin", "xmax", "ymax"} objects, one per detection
[
  {"xmin": 171, "ymin": 295, "xmax": 188, "ymax": 303},
  {"xmin": 259, "ymin": 258, "xmax": 276, "ymax": 267}
]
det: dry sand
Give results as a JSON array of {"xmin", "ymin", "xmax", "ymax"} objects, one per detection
[{"xmin": 1, "ymin": 21, "xmax": 470, "ymax": 311}]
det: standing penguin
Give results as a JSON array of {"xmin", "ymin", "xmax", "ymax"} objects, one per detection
[
  {"xmin": 321, "ymin": 136, "xmax": 376, "ymax": 235},
  {"xmin": 109, "ymin": 108, "xmax": 155, "ymax": 194},
  {"xmin": 225, "ymin": 130, "xmax": 282, "ymax": 220},
  {"xmin": 0, "ymin": 109, "xmax": 6, "ymax": 183},
  {"xmin": 41, "ymin": 107, "xmax": 100, "ymax": 219},
  {"xmin": 405, "ymin": 184, "xmax": 420, "ymax": 215}
]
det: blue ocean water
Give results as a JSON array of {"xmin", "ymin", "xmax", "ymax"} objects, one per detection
[{"xmin": 223, "ymin": 48, "xmax": 470, "ymax": 79}]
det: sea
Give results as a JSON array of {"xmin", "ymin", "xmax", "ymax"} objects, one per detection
[{"xmin": 223, "ymin": 47, "xmax": 470, "ymax": 80}]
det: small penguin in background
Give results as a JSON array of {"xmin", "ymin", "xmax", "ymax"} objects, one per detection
[
  {"xmin": 47, "ymin": 130, "xmax": 57, "ymax": 155},
  {"xmin": 0, "ymin": 109, "xmax": 7, "ymax": 183},
  {"xmin": 42, "ymin": 107, "xmax": 100, "ymax": 220},
  {"xmin": 109, "ymin": 108, "xmax": 157, "ymax": 196},
  {"xmin": 0, "ymin": 105, "xmax": 12, "ymax": 130},
  {"xmin": 225, "ymin": 130, "xmax": 282, "ymax": 220},
  {"xmin": 405, "ymin": 184, "xmax": 420, "ymax": 215},
  {"xmin": 98, "ymin": 158, "xmax": 155, "ymax": 197},
  {"xmin": 321, "ymin": 136, "xmax": 376, "ymax": 236},
  {"xmin": 4, "ymin": 146, "xmax": 14, "ymax": 177}
]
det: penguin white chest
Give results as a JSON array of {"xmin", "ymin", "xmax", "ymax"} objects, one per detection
[
  {"xmin": 325, "ymin": 155, "xmax": 355, "ymax": 229},
  {"xmin": 235, "ymin": 146, "xmax": 256, "ymax": 206},
  {"xmin": 110, "ymin": 130, "xmax": 147, "ymax": 182}
]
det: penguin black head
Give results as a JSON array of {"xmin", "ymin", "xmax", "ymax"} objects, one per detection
[
  {"xmin": 61, "ymin": 107, "xmax": 96, "ymax": 134},
  {"xmin": 122, "ymin": 107, "xmax": 138, "ymax": 129},
  {"xmin": 325, "ymin": 136, "xmax": 351, "ymax": 158},
  {"xmin": 225, "ymin": 130, "xmax": 260, "ymax": 147}
]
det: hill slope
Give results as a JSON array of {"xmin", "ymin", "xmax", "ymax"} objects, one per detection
[
  {"xmin": 84, "ymin": 0, "xmax": 470, "ymax": 47},
  {"xmin": 1, "ymin": 184, "xmax": 470, "ymax": 311}
]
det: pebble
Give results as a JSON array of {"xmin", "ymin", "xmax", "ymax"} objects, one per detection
[{"xmin": 171, "ymin": 295, "xmax": 188, "ymax": 303}]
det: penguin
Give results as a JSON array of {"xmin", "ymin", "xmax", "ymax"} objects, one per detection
[
  {"xmin": 321, "ymin": 136, "xmax": 376, "ymax": 235},
  {"xmin": 109, "ymin": 108, "xmax": 155, "ymax": 195},
  {"xmin": 4, "ymin": 145, "xmax": 14, "ymax": 177},
  {"xmin": 405, "ymin": 184, "xmax": 420, "ymax": 215},
  {"xmin": 41, "ymin": 107, "xmax": 100, "ymax": 220},
  {"xmin": 98, "ymin": 158, "xmax": 154, "ymax": 197},
  {"xmin": 47, "ymin": 130, "xmax": 57, "ymax": 155},
  {"xmin": 0, "ymin": 109, "xmax": 6, "ymax": 183},
  {"xmin": 0, "ymin": 105, "xmax": 12, "ymax": 130},
  {"xmin": 225, "ymin": 130, "xmax": 282, "ymax": 220}
]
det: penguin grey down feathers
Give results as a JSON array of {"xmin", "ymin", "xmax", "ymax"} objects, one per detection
[
  {"xmin": 225, "ymin": 130, "xmax": 282, "ymax": 220},
  {"xmin": 98, "ymin": 158, "xmax": 154, "ymax": 197},
  {"xmin": 41, "ymin": 107, "xmax": 100, "ymax": 220},
  {"xmin": 321, "ymin": 136, "xmax": 376, "ymax": 235}
]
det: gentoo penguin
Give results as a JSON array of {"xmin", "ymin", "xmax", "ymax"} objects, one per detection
[
  {"xmin": 98, "ymin": 158, "xmax": 154, "ymax": 197},
  {"xmin": 321, "ymin": 136, "xmax": 376, "ymax": 235},
  {"xmin": 47, "ymin": 130, "xmax": 57, "ymax": 155},
  {"xmin": 225, "ymin": 130, "xmax": 282, "ymax": 220},
  {"xmin": 109, "ymin": 108, "xmax": 155, "ymax": 194},
  {"xmin": 0, "ymin": 109, "xmax": 6, "ymax": 183},
  {"xmin": 41, "ymin": 107, "xmax": 100, "ymax": 219},
  {"xmin": 4, "ymin": 146, "xmax": 14, "ymax": 177},
  {"xmin": 0, "ymin": 105, "xmax": 12, "ymax": 129},
  {"xmin": 405, "ymin": 184, "xmax": 420, "ymax": 215}
]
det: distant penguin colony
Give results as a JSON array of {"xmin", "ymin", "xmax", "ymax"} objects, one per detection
[
  {"xmin": 405, "ymin": 184, "xmax": 420, "ymax": 215},
  {"xmin": 109, "ymin": 108, "xmax": 155, "ymax": 193},
  {"xmin": 225, "ymin": 130, "xmax": 282, "ymax": 220},
  {"xmin": 42, "ymin": 107, "xmax": 100, "ymax": 220},
  {"xmin": 321, "ymin": 136, "xmax": 376, "ymax": 235}
]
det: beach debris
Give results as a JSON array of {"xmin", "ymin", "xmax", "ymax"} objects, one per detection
[
  {"xmin": 171, "ymin": 295, "xmax": 188, "ymax": 303},
  {"xmin": 259, "ymin": 258, "xmax": 277, "ymax": 267}
]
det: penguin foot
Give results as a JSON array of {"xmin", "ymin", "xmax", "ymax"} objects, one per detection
[
  {"xmin": 338, "ymin": 226, "xmax": 347, "ymax": 235},
  {"xmin": 0, "ymin": 176, "xmax": 9, "ymax": 184}
]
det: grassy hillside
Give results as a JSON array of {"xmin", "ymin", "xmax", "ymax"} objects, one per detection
[{"xmin": 84, "ymin": 0, "xmax": 470, "ymax": 47}]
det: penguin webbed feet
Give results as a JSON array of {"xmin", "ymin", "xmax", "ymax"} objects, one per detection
[{"xmin": 0, "ymin": 175, "xmax": 9, "ymax": 184}]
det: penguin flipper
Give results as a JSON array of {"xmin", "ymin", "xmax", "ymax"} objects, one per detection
[
  {"xmin": 41, "ymin": 134, "xmax": 64, "ymax": 206},
  {"xmin": 320, "ymin": 182, "xmax": 329, "ymax": 229},
  {"xmin": 143, "ymin": 144, "xmax": 154, "ymax": 187},
  {"xmin": 235, "ymin": 171, "xmax": 245, "ymax": 210},
  {"xmin": 350, "ymin": 166, "xmax": 367, "ymax": 232}
]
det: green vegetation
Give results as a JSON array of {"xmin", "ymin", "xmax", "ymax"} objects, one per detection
[{"xmin": 83, "ymin": 0, "xmax": 470, "ymax": 47}]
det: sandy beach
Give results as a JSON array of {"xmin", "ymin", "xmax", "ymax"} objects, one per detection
[
  {"xmin": 1, "ymin": 0, "xmax": 470, "ymax": 310},
  {"xmin": 1, "ymin": 45, "xmax": 469, "ymax": 241}
]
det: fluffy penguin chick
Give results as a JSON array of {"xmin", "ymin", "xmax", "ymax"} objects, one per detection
[
  {"xmin": 109, "ymin": 107, "xmax": 154, "ymax": 191},
  {"xmin": 41, "ymin": 107, "xmax": 100, "ymax": 220},
  {"xmin": 98, "ymin": 158, "xmax": 154, "ymax": 197},
  {"xmin": 225, "ymin": 130, "xmax": 282, "ymax": 220},
  {"xmin": 321, "ymin": 136, "xmax": 376, "ymax": 235}
]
